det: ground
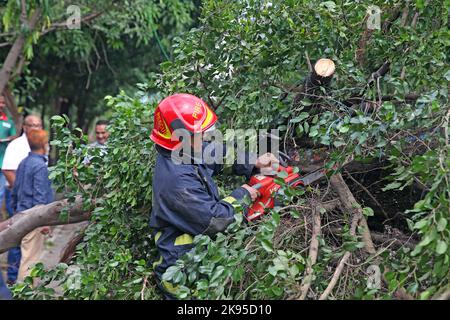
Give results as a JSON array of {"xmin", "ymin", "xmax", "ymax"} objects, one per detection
[{"xmin": 1, "ymin": 222, "xmax": 87, "ymax": 292}]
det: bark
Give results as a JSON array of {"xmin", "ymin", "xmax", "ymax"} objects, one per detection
[
  {"xmin": 355, "ymin": 16, "xmax": 374, "ymax": 67},
  {"xmin": 329, "ymin": 173, "xmax": 414, "ymax": 300},
  {"xmin": 0, "ymin": 9, "xmax": 41, "ymax": 97},
  {"xmin": 60, "ymin": 224, "xmax": 88, "ymax": 264},
  {"xmin": 3, "ymin": 86, "xmax": 22, "ymax": 133},
  {"xmin": 0, "ymin": 197, "xmax": 90, "ymax": 253}
]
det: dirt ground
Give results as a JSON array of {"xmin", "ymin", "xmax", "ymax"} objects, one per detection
[{"xmin": 1, "ymin": 222, "xmax": 88, "ymax": 287}]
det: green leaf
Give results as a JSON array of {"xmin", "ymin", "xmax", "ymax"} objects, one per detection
[
  {"xmin": 277, "ymin": 170, "xmax": 288, "ymax": 178},
  {"xmin": 339, "ymin": 125, "xmax": 350, "ymax": 133},
  {"xmin": 290, "ymin": 112, "xmax": 309, "ymax": 123},
  {"xmin": 260, "ymin": 238, "xmax": 274, "ymax": 253},
  {"xmin": 362, "ymin": 207, "xmax": 374, "ymax": 217},
  {"xmin": 435, "ymin": 240, "xmax": 448, "ymax": 255},
  {"xmin": 382, "ymin": 182, "xmax": 402, "ymax": 191},
  {"xmin": 309, "ymin": 129, "xmax": 319, "ymax": 137},
  {"xmin": 436, "ymin": 218, "xmax": 447, "ymax": 232},
  {"xmin": 413, "ymin": 219, "xmax": 429, "ymax": 230}
]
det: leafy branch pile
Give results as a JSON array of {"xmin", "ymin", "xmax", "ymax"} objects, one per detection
[{"xmin": 13, "ymin": 0, "xmax": 449, "ymax": 300}]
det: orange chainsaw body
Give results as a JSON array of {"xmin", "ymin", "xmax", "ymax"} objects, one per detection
[{"xmin": 246, "ymin": 166, "xmax": 304, "ymax": 221}]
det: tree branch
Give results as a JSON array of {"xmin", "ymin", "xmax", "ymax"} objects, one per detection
[
  {"xmin": 40, "ymin": 12, "xmax": 103, "ymax": 36},
  {"xmin": 0, "ymin": 197, "xmax": 90, "ymax": 254},
  {"xmin": 299, "ymin": 200, "xmax": 339, "ymax": 300},
  {"xmin": 0, "ymin": 8, "xmax": 41, "ymax": 96},
  {"xmin": 3, "ymin": 86, "xmax": 22, "ymax": 133}
]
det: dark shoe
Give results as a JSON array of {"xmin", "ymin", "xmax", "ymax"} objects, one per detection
[{"xmin": 6, "ymin": 280, "xmax": 15, "ymax": 286}]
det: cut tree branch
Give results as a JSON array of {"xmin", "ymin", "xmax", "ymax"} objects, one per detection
[{"xmin": 0, "ymin": 197, "xmax": 90, "ymax": 254}]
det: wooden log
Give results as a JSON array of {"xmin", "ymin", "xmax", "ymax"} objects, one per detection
[
  {"xmin": 0, "ymin": 197, "xmax": 90, "ymax": 253},
  {"xmin": 60, "ymin": 226, "xmax": 88, "ymax": 264}
]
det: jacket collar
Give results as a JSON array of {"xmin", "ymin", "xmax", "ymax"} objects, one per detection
[{"xmin": 28, "ymin": 152, "xmax": 47, "ymax": 161}]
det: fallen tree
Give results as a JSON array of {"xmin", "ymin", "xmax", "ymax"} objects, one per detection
[{"xmin": 0, "ymin": 197, "xmax": 89, "ymax": 253}]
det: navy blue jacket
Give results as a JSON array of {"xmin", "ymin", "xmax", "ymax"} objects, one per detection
[
  {"xmin": 150, "ymin": 143, "xmax": 255, "ymax": 279},
  {"xmin": 12, "ymin": 152, "xmax": 54, "ymax": 212}
]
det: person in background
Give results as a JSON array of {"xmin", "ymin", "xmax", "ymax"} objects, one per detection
[
  {"xmin": 91, "ymin": 119, "xmax": 110, "ymax": 148},
  {"xmin": 12, "ymin": 129, "xmax": 53, "ymax": 283},
  {"xmin": 0, "ymin": 95, "xmax": 18, "ymax": 286},
  {"xmin": 0, "ymin": 95, "xmax": 17, "ymax": 191},
  {"xmin": 2, "ymin": 115, "xmax": 43, "ymax": 186},
  {"xmin": 83, "ymin": 120, "xmax": 110, "ymax": 165},
  {"xmin": 1, "ymin": 114, "xmax": 43, "ymax": 284}
]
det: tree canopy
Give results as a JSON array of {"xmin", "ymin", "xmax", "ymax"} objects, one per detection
[{"xmin": 2, "ymin": 0, "xmax": 449, "ymax": 300}]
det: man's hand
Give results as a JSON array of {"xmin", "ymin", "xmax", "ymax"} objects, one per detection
[
  {"xmin": 255, "ymin": 153, "xmax": 279, "ymax": 169},
  {"xmin": 241, "ymin": 184, "xmax": 259, "ymax": 201},
  {"xmin": 40, "ymin": 226, "xmax": 52, "ymax": 236}
]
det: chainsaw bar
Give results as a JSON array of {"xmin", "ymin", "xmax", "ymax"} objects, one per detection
[{"xmin": 289, "ymin": 168, "xmax": 327, "ymax": 187}]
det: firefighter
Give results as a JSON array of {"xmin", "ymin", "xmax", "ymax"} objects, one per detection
[{"xmin": 149, "ymin": 93, "xmax": 278, "ymax": 298}]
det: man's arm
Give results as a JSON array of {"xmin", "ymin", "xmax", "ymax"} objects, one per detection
[
  {"xmin": 32, "ymin": 167, "xmax": 52, "ymax": 206},
  {"xmin": 2, "ymin": 139, "xmax": 19, "ymax": 186},
  {"xmin": 159, "ymin": 171, "xmax": 250, "ymax": 237},
  {"xmin": 11, "ymin": 175, "xmax": 17, "ymax": 212},
  {"xmin": 2, "ymin": 170, "xmax": 15, "ymax": 187}
]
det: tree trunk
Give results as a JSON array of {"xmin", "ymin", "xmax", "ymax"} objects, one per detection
[
  {"xmin": 76, "ymin": 103, "xmax": 87, "ymax": 130},
  {"xmin": 3, "ymin": 86, "xmax": 22, "ymax": 133},
  {"xmin": 0, "ymin": 197, "xmax": 90, "ymax": 253},
  {"xmin": 0, "ymin": 10, "xmax": 41, "ymax": 97}
]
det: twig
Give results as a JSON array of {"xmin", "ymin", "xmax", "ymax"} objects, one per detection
[
  {"xmin": 305, "ymin": 51, "xmax": 313, "ymax": 73},
  {"xmin": 299, "ymin": 200, "xmax": 326, "ymax": 299},
  {"xmin": 400, "ymin": 1, "xmax": 410, "ymax": 27},
  {"xmin": 140, "ymin": 276, "xmax": 148, "ymax": 300}
]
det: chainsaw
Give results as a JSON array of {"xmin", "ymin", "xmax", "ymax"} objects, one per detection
[{"xmin": 246, "ymin": 164, "xmax": 328, "ymax": 221}]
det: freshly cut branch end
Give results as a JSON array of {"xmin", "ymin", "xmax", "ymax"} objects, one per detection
[{"xmin": 314, "ymin": 58, "xmax": 335, "ymax": 78}]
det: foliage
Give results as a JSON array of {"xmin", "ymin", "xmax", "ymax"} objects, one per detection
[
  {"xmin": 14, "ymin": 89, "xmax": 161, "ymax": 299},
  {"xmin": 0, "ymin": 0, "xmax": 197, "ymax": 130},
  {"xmin": 13, "ymin": 0, "xmax": 449, "ymax": 300}
]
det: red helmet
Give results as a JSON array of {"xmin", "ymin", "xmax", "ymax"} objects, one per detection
[{"xmin": 150, "ymin": 93, "xmax": 218, "ymax": 150}]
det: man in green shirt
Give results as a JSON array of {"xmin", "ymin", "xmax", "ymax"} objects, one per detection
[
  {"xmin": 0, "ymin": 94, "xmax": 18, "ymax": 285},
  {"xmin": 0, "ymin": 95, "xmax": 17, "ymax": 169}
]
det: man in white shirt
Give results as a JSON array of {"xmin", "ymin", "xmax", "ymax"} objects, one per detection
[{"xmin": 2, "ymin": 115, "xmax": 43, "ymax": 186}]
